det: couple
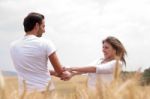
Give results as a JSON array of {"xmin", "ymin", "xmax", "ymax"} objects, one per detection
[{"xmin": 10, "ymin": 12, "xmax": 127, "ymax": 94}]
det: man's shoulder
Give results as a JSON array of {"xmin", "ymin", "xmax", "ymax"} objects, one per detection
[
  {"xmin": 10, "ymin": 38, "xmax": 21, "ymax": 46},
  {"xmin": 39, "ymin": 37, "xmax": 54, "ymax": 45},
  {"xmin": 40, "ymin": 37, "xmax": 52, "ymax": 42}
]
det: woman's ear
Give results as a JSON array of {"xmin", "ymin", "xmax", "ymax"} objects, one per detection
[{"xmin": 113, "ymin": 49, "xmax": 117, "ymax": 56}]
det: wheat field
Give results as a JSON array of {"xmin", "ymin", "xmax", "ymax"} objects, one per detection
[
  {"xmin": 1, "ymin": 60, "xmax": 150, "ymax": 99},
  {"xmin": 0, "ymin": 73, "xmax": 150, "ymax": 99},
  {"xmin": 1, "ymin": 75, "xmax": 89, "ymax": 99}
]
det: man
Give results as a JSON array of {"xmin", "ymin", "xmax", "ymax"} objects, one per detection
[{"xmin": 10, "ymin": 12, "xmax": 71, "ymax": 93}]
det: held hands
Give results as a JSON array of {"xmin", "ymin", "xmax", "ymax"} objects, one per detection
[
  {"xmin": 60, "ymin": 67, "xmax": 78, "ymax": 81},
  {"xmin": 50, "ymin": 67, "xmax": 75, "ymax": 81},
  {"xmin": 60, "ymin": 70, "xmax": 72, "ymax": 81}
]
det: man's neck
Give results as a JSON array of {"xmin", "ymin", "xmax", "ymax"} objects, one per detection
[{"xmin": 26, "ymin": 31, "xmax": 37, "ymax": 36}]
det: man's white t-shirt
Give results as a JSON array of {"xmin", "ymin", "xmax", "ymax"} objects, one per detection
[
  {"xmin": 87, "ymin": 59, "xmax": 122, "ymax": 89},
  {"xmin": 10, "ymin": 35, "xmax": 56, "ymax": 93}
]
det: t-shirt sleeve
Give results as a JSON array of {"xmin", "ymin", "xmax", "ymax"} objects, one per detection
[
  {"xmin": 96, "ymin": 60, "xmax": 122, "ymax": 74},
  {"xmin": 44, "ymin": 39, "xmax": 56, "ymax": 57}
]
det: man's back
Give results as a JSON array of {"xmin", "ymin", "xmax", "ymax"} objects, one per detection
[{"xmin": 10, "ymin": 35, "xmax": 56, "ymax": 93}]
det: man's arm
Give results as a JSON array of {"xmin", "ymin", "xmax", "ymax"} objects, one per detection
[
  {"xmin": 49, "ymin": 70, "xmax": 59, "ymax": 77},
  {"xmin": 49, "ymin": 52, "xmax": 72, "ymax": 80},
  {"xmin": 49, "ymin": 52, "xmax": 63, "ymax": 76}
]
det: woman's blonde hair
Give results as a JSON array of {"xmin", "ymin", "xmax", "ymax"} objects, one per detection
[{"xmin": 102, "ymin": 36, "xmax": 127, "ymax": 65}]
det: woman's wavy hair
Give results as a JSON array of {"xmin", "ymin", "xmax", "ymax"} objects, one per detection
[{"xmin": 102, "ymin": 36, "xmax": 127, "ymax": 65}]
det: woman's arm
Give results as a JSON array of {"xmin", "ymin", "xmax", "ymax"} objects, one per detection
[{"xmin": 66, "ymin": 66, "xmax": 96, "ymax": 74}]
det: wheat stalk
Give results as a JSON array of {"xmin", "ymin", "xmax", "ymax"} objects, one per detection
[
  {"xmin": 0, "ymin": 71, "xmax": 6, "ymax": 99},
  {"xmin": 19, "ymin": 80, "xmax": 27, "ymax": 99}
]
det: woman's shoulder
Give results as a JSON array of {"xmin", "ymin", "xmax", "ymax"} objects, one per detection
[
  {"xmin": 108, "ymin": 59, "xmax": 123, "ymax": 67},
  {"xmin": 99, "ymin": 59, "xmax": 122, "ymax": 65},
  {"xmin": 108, "ymin": 59, "xmax": 122, "ymax": 63}
]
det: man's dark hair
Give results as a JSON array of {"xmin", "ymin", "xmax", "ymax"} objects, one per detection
[{"xmin": 23, "ymin": 12, "xmax": 44, "ymax": 32}]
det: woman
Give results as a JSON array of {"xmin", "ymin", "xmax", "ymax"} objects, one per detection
[{"xmin": 64, "ymin": 36, "xmax": 127, "ymax": 88}]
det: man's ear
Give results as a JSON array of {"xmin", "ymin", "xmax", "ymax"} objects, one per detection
[{"xmin": 35, "ymin": 23, "xmax": 39, "ymax": 29}]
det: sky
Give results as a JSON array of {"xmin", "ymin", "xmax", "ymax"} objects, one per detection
[{"xmin": 0, "ymin": 0, "xmax": 150, "ymax": 72}]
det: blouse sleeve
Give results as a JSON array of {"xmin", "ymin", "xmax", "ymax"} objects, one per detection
[{"xmin": 96, "ymin": 60, "xmax": 122, "ymax": 74}]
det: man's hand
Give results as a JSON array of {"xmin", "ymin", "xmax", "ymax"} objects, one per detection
[
  {"xmin": 60, "ymin": 71, "xmax": 72, "ymax": 81},
  {"xmin": 50, "ymin": 70, "xmax": 60, "ymax": 77}
]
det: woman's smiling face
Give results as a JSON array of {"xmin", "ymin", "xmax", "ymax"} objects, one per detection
[{"xmin": 102, "ymin": 41, "xmax": 116, "ymax": 59}]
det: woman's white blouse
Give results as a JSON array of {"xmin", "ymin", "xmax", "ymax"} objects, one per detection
[{"xmin": 87, "ymin": 59, "xmax": 122, "ymax": 89}]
